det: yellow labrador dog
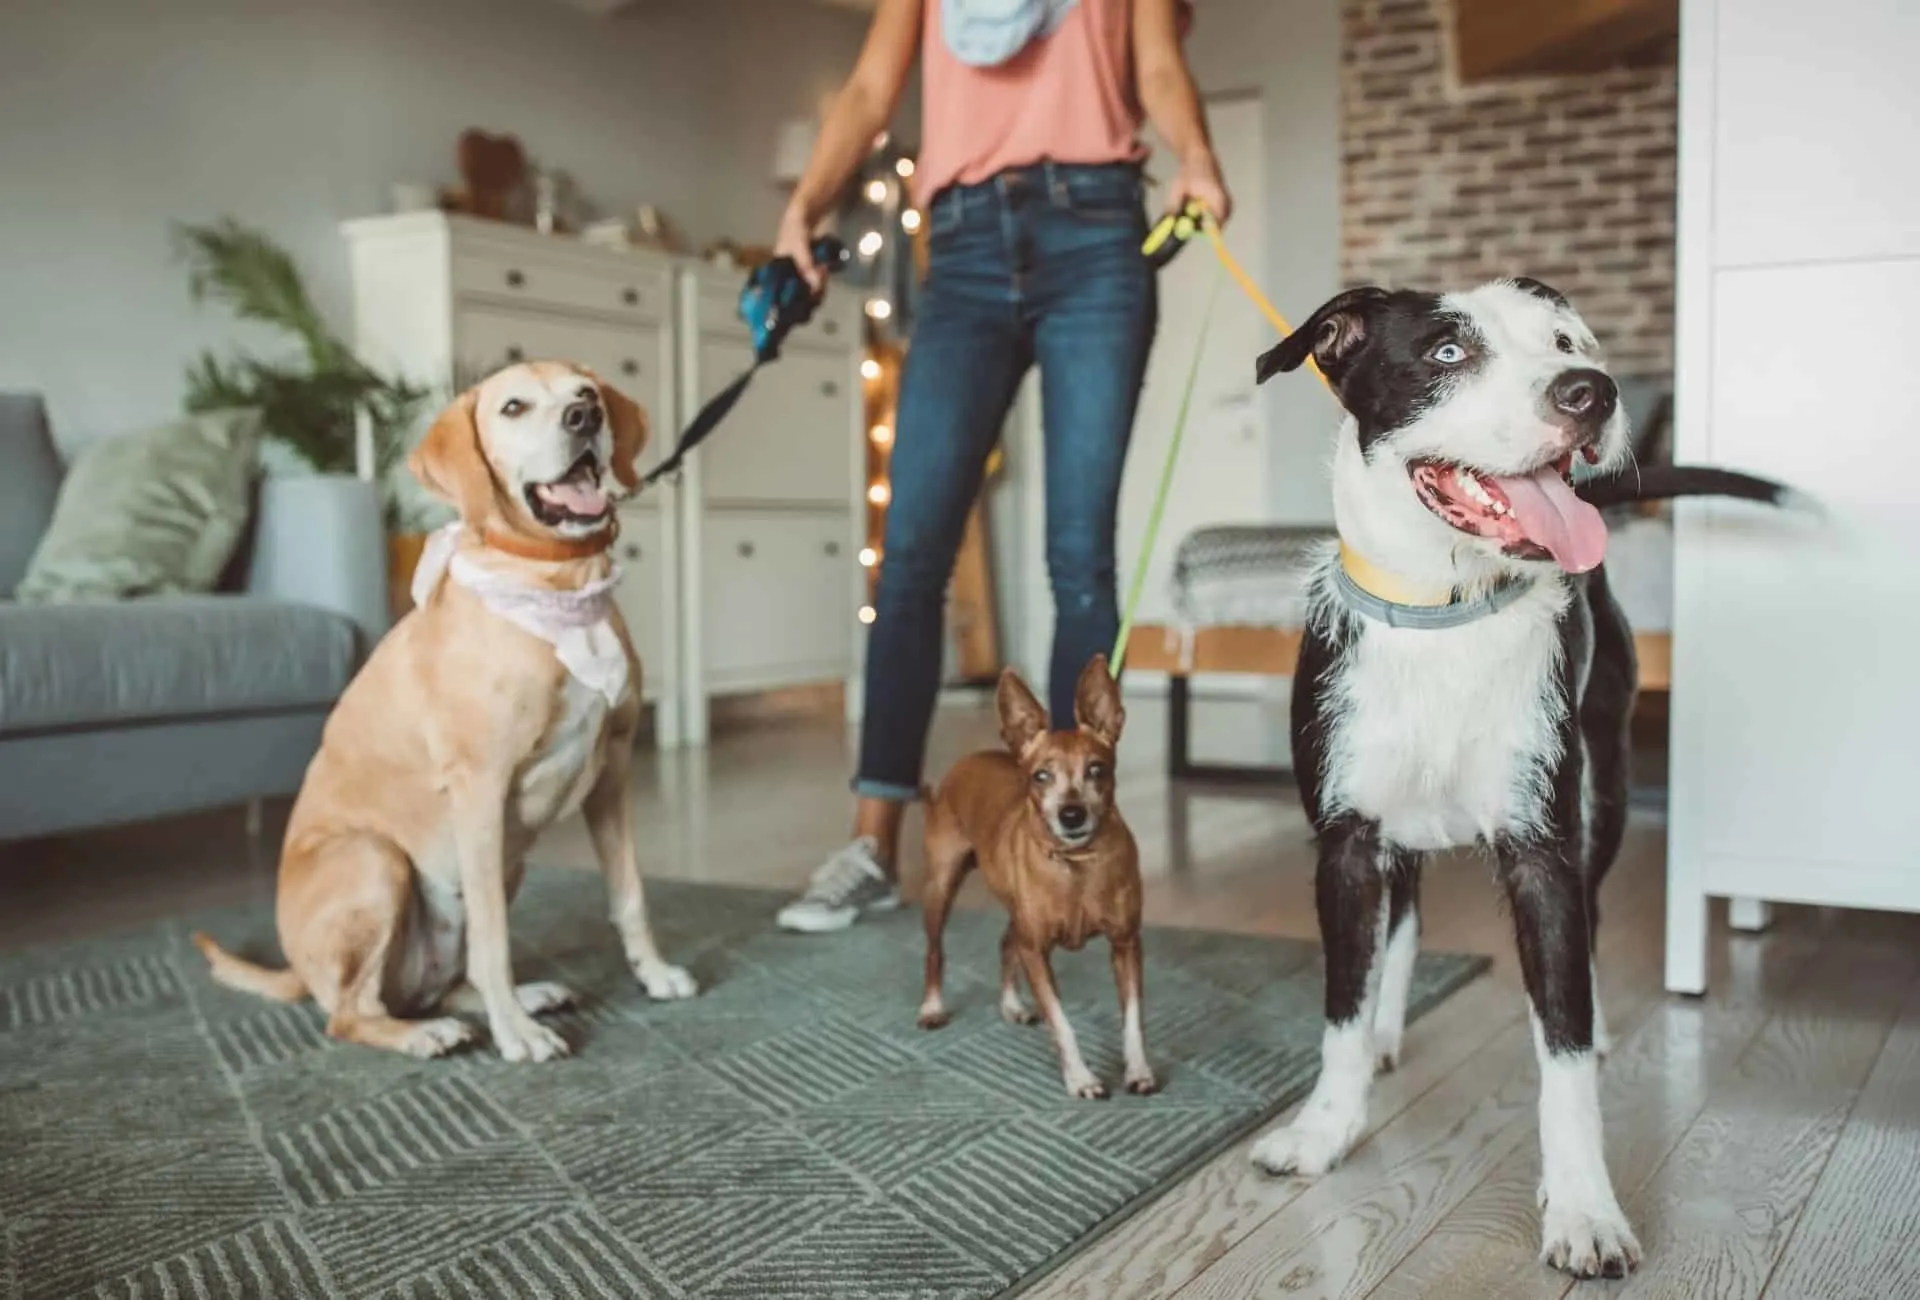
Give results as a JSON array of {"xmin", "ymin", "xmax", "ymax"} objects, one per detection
[{"xmin": 194, "ymin": 361, "xmax": 696, "ymax": 1061}]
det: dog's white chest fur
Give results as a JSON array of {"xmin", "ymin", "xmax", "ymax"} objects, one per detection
[
  {"xmin": 514, "ymin": 676, "xmax": 611, "ymax": 828},
  {"xmin": 1321, "ymin": 582, "xmax": 1568, "ymax": 850}
]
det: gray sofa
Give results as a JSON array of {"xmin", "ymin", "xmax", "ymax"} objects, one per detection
[{"xmin": 0, "ymin": 392, "xmax": 388, "ymax": 841}]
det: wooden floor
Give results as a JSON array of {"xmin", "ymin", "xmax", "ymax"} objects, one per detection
[{"xmin": 4, "ymin": 692, "xmax": 1917, "ymax": 1300}]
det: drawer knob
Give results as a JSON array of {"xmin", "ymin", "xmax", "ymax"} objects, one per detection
[
  {"xmin": 621, "ymin": 358, "xmax": 640, "ymax": 377},
  {"xmin": 505, "ymin": 345, "xmax": 525, "ymax": 363},
  {"xmin": 737, "ymin": 540, "xmax": 755, "ymax": 558},
  {"xmin": 622, "ymin": 287, "xmax": 640, "ymax": 306},
  {"xmin": 505, "ymin": 269, "xmax": 525, "ymax": 289},
  {"xmin": 622, "ymin": 542, "xmax": 642, "ymax": 561},
  {"xmin": 824, "ymin": 541, "xmax": 841, "ymax": 557},
  {"xmin": 820, "ymin": 380, "xmax": 839, "ymax": 398}
]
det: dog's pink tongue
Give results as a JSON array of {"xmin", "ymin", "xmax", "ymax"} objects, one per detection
[
  {"xmin": 538, "ymin": 480, "xmax": 609, "ymax": 516},
  {"xmin": 1491, "ymin": 466, "xmax": 1608, "ymax": 573}
]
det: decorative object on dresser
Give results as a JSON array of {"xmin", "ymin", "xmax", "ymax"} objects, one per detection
[
  {"xmin": 674, "ymin": 258, "xmax": 866, "ymax": 744},
  {"xmin": 452, "ymin": 128, "xmax": 529, "ymax": 222},
  {"xmin": 340, "ymin": 212, "xmax": 684, "ymax": 745}
]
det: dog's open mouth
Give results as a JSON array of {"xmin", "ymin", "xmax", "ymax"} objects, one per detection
[
  {"xmin": 1407, "ymin": 448, "xmax": 1607, "ymax": 573},
  {"xmin": 525, "ymin": 452, "xmax": 612, "ymax": 527}
]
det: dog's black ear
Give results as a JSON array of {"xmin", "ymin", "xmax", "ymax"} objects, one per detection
[
  {"xmin": 1074, "ymin": 655, "xmax": 1125, "ymax": 747},
  {"xmin": 1509, "ymin": 276, "xmax": 1569, "ymax": 309},
  {"xmin": 996, "ymin": 668, "xmax": 1049, "ymax": 757},
  {"xmin": 1256, "ymin": 286, "xmax": 1391, "ymax": 388}
]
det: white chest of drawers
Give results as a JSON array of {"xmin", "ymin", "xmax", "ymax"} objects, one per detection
[
  {"xmin": 674, "ymin": 264, "xmax": 866, "ymax": 743},
  {"xmin": 341, "ymin": 213, "xmax": 685, "ymax": 747}
]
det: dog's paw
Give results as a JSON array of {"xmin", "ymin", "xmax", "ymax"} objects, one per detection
[
  {"xmin": 1249, "ymin": 1106, "xmax": 1364, "ymax": 1178},
  {"xmin": 400, "ymin": 1016, "xmax": 478, "ymax": 1059},
  {"xmin": 514, "ymin": 981, "xmax": 577, "ymax": 1016},
  {"xmin": 1125, "ymin": 1070, "xmax": 1160, "ymax": 1096},
  {"xmin": 1066, "ymin": 1074, "xmax": 1110, "ymax": 1101},
  {"xmin": 999, "ymin": 999, "xmax": 1040, "ymax": 1026},
  {"xmin": 1374, "ymin": 1034, "xmax": 1403, "ymax": 1075},
  {"xmin": 1539, "ymin": 1202, "xmax": 1641, "ymax": 1279},
  {"xmin": 492, "ymin": 1014, "xmax": 571, "ymax": 1063},
  {"xmin": 634, "ymin": 961, "xmax": 699, "ymax": 1001}
]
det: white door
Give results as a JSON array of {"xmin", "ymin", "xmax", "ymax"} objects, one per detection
[{"xmin": 1115, "ymin": 93, "xmax": 1270, "ymax": 628}]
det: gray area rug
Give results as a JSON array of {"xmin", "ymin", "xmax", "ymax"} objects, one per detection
[{"xmin": 0, "ymin": 874, "xmax": 1489, "ymax": 1299}]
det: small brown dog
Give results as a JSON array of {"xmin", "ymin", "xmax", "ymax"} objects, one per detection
[{"xmin": 918, "ymin": 655, "xmax": 1155, "ymax": 1099}]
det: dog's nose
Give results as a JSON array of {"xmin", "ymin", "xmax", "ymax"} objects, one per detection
[
  {"xmin": 1057, "ymin": 804, "xmax": 1089, "ymax": 832},
  {"xmin": 1549, "ymin": 368, "xmax": 1617, "ymax": 424},
  {"xmin": 562, "ymin": 398, "xmax": 603, "ymax": 437}
]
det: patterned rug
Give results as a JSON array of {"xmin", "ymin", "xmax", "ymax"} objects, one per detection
[{"xmin": 0, "ymin": 874, "xmax": 1489, "ymax": 1299}]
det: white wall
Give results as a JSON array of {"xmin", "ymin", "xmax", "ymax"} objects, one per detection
[{"xmin": 0, "ymin": 0, "xmax": 877, "ymax": 452}]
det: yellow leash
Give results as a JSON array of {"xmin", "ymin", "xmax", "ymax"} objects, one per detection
[{"xmin": 1109, "ymin": 202, "xmax": 1334, "ymax": 676}]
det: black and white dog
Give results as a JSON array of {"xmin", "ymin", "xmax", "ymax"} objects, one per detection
[{"xmin": 1247, "ymin": 279, "xmax": 1788, "ymax": 1279}]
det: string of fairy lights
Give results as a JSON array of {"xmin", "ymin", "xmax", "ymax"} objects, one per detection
[{"xmin": 848, "ymin": 138, "xmax": 921, "ymax": 626}]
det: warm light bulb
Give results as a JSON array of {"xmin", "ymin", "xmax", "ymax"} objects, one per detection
[
  {"xmin": 867, "ymin": 481, "xmax": 891, "ymax": 505},
  {"xmin": 865, "ymin": 298, "xmax": 893, "ymax": 320},
  {"xmin": 860, "ymin": 358, "xmax": 881, "ymax": 381},
  {"xmin": 895, "ymin": 157, "xmax": 915, "ymax": 178},
  {"xmin": 865, "ymin": 179, "xmax": 889, "ymax": 203},
  {"xmin": 869, "ymin": 423, "xmax": 893, "ymax": 446},
  {"xmin": 858, "ymin": 605, "xmax": 877, "ymax": 625},
  {"xmin": 901, "ymin": 209, "xmax": 922, "ymax": 234},
  {"xmin": 874, "ymin": 130, "xmax": 891, "ymax": 150},
  {"xmin": 858, "ymin": 231, "xmax": 884, "ymax": 257},
  {"xmin": 858, "ymin": 547, "xmax": 878, "ymax": 567}
]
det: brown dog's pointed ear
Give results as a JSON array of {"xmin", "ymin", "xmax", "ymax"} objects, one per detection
[
  {"xmin": 996, "ymin": 668, "xmax": 1049, "ymax": 758},
  {"xmin": 408, "ymin": 387, "xmax": 494, "ymax": 524},
  {"xmin": 1256, "ymin": 286, "xmax": 1392, "ymax": 393},
  {"xmin": 1074, "ymin": 655, "xmax": 1125, "ymax": 747},
  {"xmin": 597, "ymin": 377, "xmax": 650, "ymax": 493}
]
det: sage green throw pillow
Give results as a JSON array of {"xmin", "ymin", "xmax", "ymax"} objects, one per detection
[{"xmin": 16, "ymin": 408, "xmax": 263, "ymax": 603}]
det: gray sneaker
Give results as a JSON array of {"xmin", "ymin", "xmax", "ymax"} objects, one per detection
[{"xmin": 776, "ymin": 838, "xmax": 902, "ymax": 933}]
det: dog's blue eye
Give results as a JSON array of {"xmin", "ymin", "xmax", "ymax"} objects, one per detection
[
  {"xmin": 1087, "ymin": 763, "xmax": 1107, "ymax": 780},
  {"xmin": 1430, "ymin": 342, "xmax": 1466, "ymax": 365},
  {"xmin": 500, "ymin": 399, "xmax": 528, "ymax": 417},
  {"xmin": 1033, "ymin": 769, "xmax": 1053, "ymax": 786}
]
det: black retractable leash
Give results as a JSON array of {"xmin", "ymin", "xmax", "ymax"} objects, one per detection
[{"xmin": 642, "ymin": 236, "xmax": 854, "ymax": 485}]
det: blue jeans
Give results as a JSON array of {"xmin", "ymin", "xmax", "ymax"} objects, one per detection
[{"xmin": 855, "ymin": 161, "xmax": 1157, "ymax": 801}]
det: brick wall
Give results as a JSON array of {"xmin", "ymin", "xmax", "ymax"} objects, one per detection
[{"xmin": 1342, "ymin": 0, "xmax": 1677, "ymax": 378}]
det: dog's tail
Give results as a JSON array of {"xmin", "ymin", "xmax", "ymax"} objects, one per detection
[
  {"xmin": 1576, "ymin": 464, "xmax": 1802, "ymax": 511},
  {"xmin": 191, "ymin": 932, "xmax": 307, "ymax": 1002}
]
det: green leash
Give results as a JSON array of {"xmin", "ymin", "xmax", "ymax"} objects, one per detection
[{"xmin": 1109, "ymin": 262, "xmax": 1226, "ymax": 677}]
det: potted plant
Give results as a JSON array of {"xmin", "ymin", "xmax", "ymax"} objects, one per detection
[{"xmin": 175, "ymin": 219, "xmax": 448, "ymax": 616}]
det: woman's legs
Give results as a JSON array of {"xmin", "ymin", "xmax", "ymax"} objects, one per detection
[
  {"xmin": 853, "ymin": 288, "xmax": 1029, "ymax": 855},
  {"xmin": 1030, "ymin": 171, "xmax": 1157, "ymax": 725},
  {"xmin": 777, "ymin": 185, "xmax": 1028, "ymax": 932}
]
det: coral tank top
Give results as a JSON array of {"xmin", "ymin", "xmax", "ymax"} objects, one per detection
[{"xmin": 913, "ymin": 0, "xmax": 1147, "ymax": 209}]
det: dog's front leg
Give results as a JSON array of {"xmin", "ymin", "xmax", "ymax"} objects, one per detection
[
  {"xmin": 452, "ymin": 785, "xmax": 569, "ymax": 1062},
  {"xmin": 1498, "ymin": 840, "xmax": 1639, "ymax": 1278},
  {"xmin": 1017, "ymin": 944, "xmax": 1105, "ymax": 1099},
  {"xmin": 1110, "ymin": 934, "xmax": 1156, "ymax": 1094},
  {"xmin": 1251, "ymin": 815, "xmax": 1386, "ymax": 1176},
  {"xmin": 583, "ymin": 753, "xmax": 697, "ymax": 1001}
]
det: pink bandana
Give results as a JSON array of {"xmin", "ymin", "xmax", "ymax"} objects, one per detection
[{"xmin": 411, "ymin": 523, "xmax": 630, "ymax": 704}]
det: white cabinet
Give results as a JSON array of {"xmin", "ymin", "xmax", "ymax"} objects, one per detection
[
  {"xmin": 1667, "ymin": 0, "xmax": 1920, "ymax": 993},
  {"xmin": 675, "ymin": 263, "xmax": 865, "ymax": 742},
  {"xmin": 341, "ymin": 213, "xmax": 685, "ymax": 747}
]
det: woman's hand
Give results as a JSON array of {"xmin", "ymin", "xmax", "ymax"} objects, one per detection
[
  {"xmin": 776, "ymin": 201, "xmax": 828, "ymax": 295},
  {"xmin": 1170, "ymin": 149, "xmax": 1232, "ymax": 228}
]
